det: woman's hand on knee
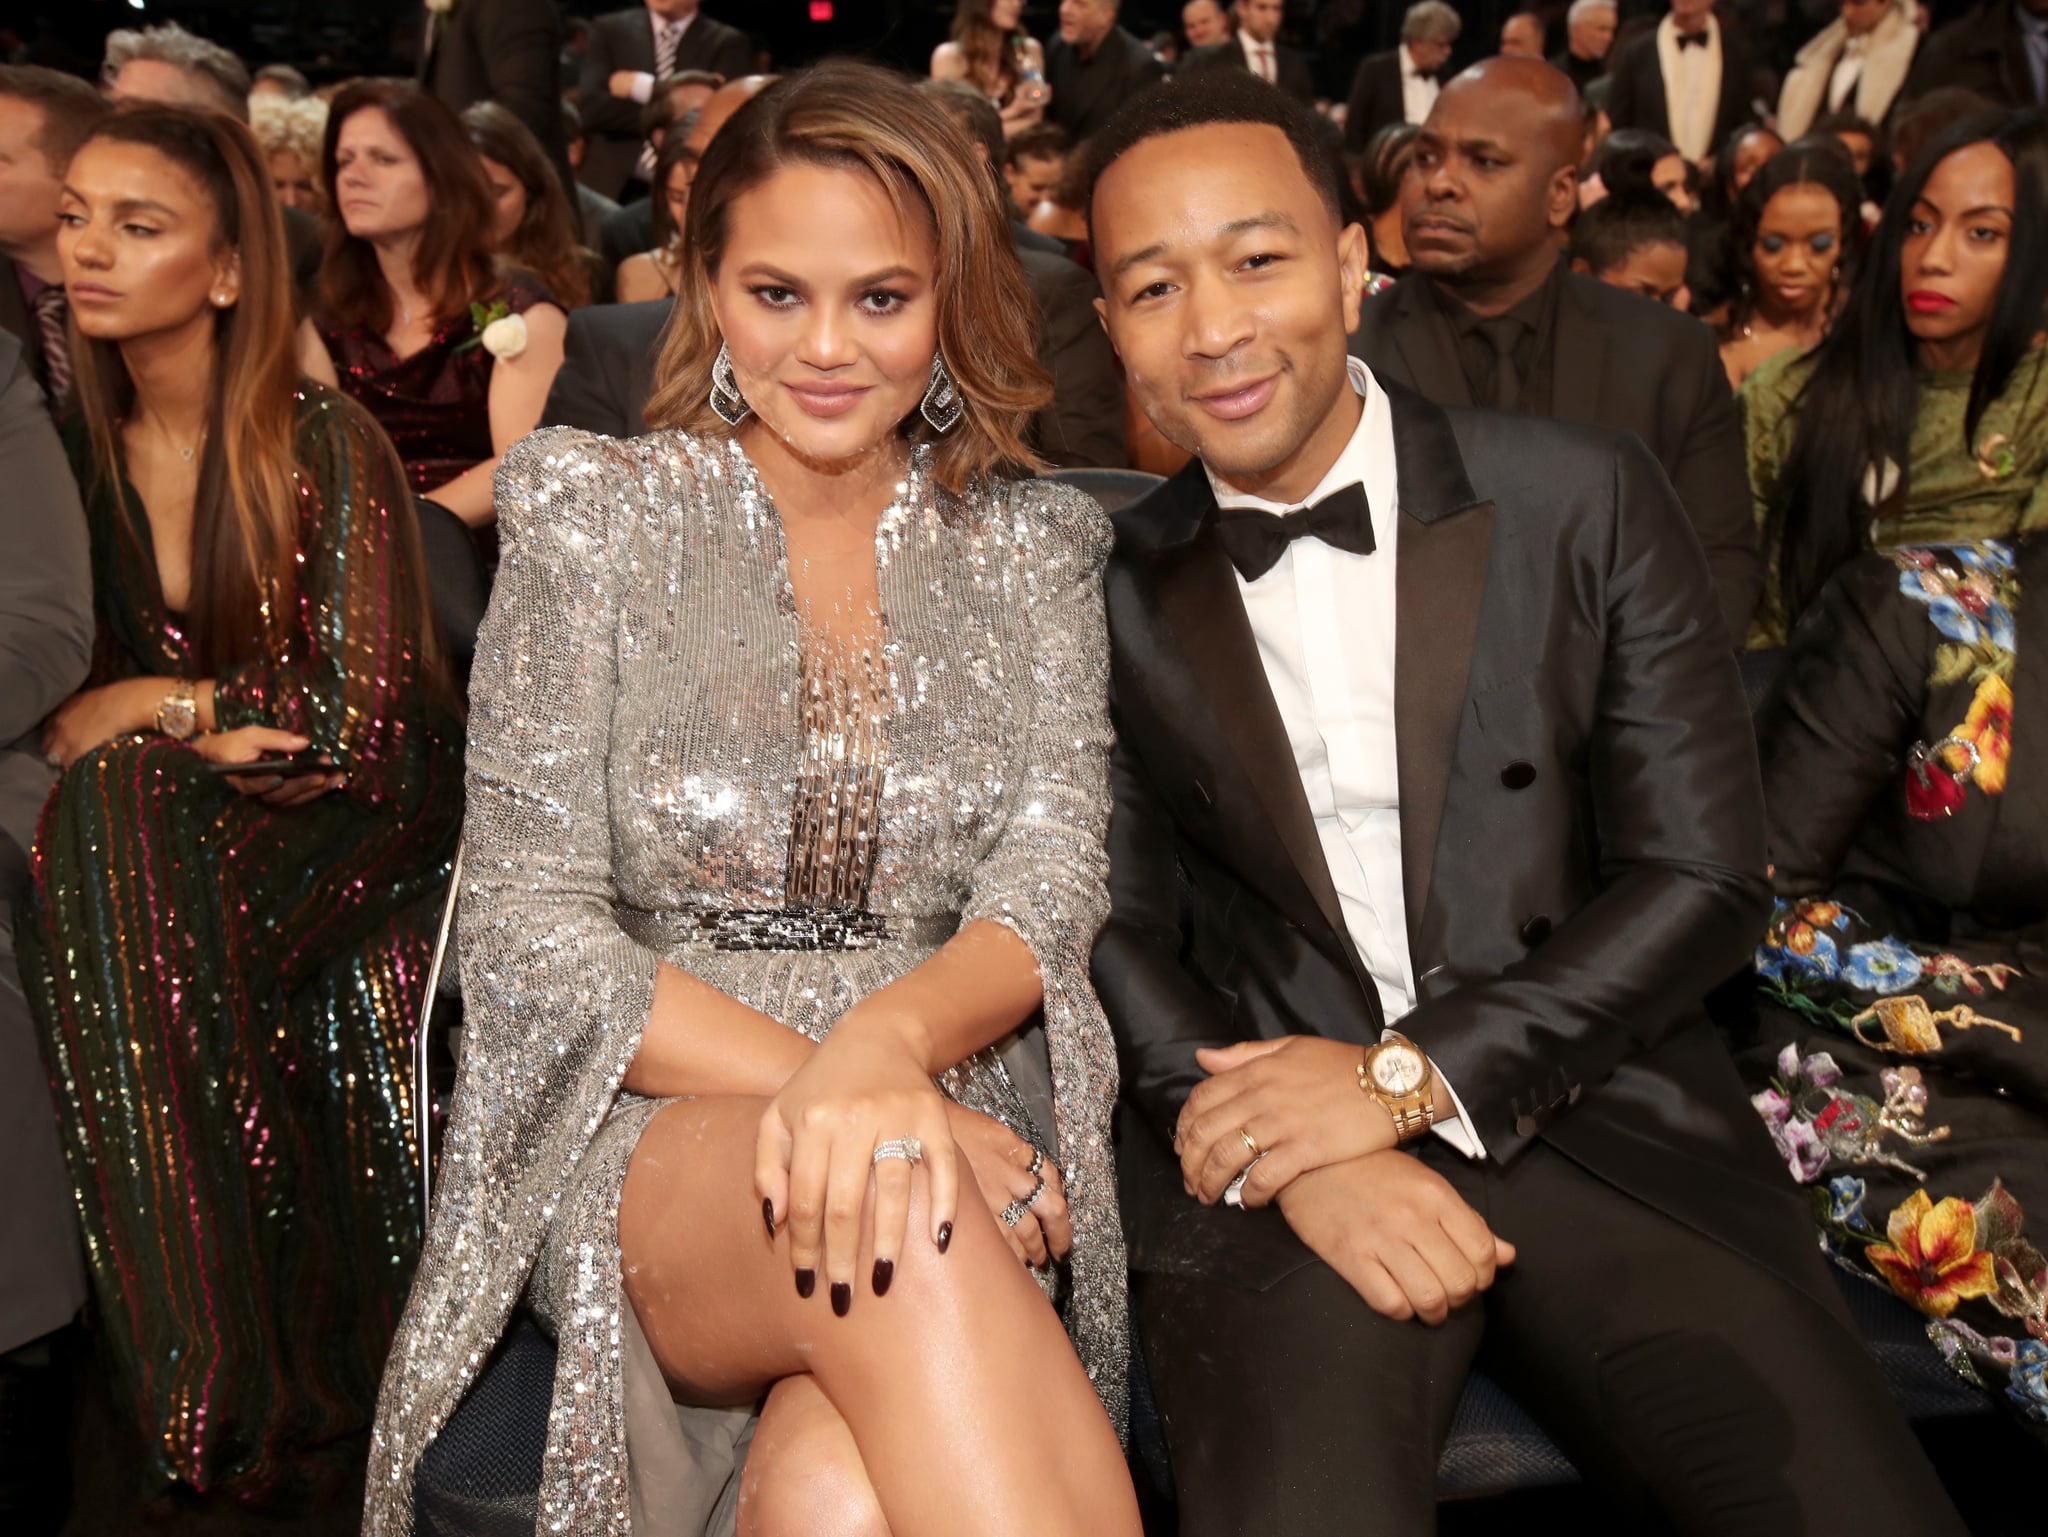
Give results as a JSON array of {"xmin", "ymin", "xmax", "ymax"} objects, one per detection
[
  {"xmin": 946, "ymin": 1103, "xmax": 1070, "ymax": 1269},
  {"xmin": 756, "ymin": 1019, "xmax": 959, "ymax": 1315}
]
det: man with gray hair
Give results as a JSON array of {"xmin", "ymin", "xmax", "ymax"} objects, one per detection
[
  {"xmin": 1552, "ymin": 0, "xmax": 1619, "ymax": 93},
  {"xmin": 1344, "ymin": 0, "xmax": 1461, "ymax": 149},
  {"xmin": 103, "ymin": 21, "xmax": 252, "ymax": 119}
]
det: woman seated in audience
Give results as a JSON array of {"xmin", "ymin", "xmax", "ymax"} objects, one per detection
[
  {"xmin": 464, "ymin": 100, "xmax": 595, "ymax": 310},
  {"xmin": 613, "ymin": 130, "xmax": 696, "ymax": 303},
  {"xmin": 1025, "ymin": 145, "xmax": 1091, "ymax": 269},
  {"xmin": 249, "ymin": 89, "xmax": 325, "ymax": 215},
  {"xmin": 1735, "ymin": 531, "xmax": 2048, "ymax": 1425},
  {"xmin": 1714, "ymin": 122, "xmax": 1786, "ymax": 206},
  {"xmin": 1357, "ymin": 121, "xmax": 1418, "ymax": 276},
  {"xmin": 1586, "ymin": 127, "xmax": 1696, "ymax": 213},
  {"xmin": 364, "ymin": 61, "xmax": 1138, "ymax": 1536},
  {"xmin": 1718, "ymin": 139, "xmax": 1866, "ymax": 390},
  {"xmin": 21, "ymin": 106, "xmax": 461, "ymax": 1501},
  {"xmin": 930, "ymin": 0, "xmax": 1047, "ymax": 138},
  {"xmin": 297, "ymin": 82, "xmax": 566, "ymax": 531},
  {"xmin": 1744, "ymin": 111, "xmax": 2048, "ymax": 647}
]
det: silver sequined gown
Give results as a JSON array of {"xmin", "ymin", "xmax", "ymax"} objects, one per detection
[{"xmin": 363, "ymin": 427, "xmax": 1126, "ymax": 1535}]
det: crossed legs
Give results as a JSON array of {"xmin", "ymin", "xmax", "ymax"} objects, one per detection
[{"xmin": 618, "ymin": 1095, "xmax": 1139, "ymax": 1537}]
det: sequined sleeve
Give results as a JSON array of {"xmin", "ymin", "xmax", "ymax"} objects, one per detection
[{"xmin": 211, "ymin": 388, "xmax": 433, "ymax": 802}]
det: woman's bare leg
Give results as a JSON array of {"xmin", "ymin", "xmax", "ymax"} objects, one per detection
[
  {"xmin": 737, "ymin": 1375, "xmax": 887, "ymax": 1537},
  {"xmin": 619, "ymin": 1096, "xmax": 1138, "ymax": 1537}
]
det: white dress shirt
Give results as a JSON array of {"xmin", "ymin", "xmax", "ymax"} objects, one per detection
[
  {"xmin": 1206, "ymin": 358, "xmax": 1483, "ymax": 1158},
  {"xmin": 627, "ymin": 11, "xmax": 697, "ymax": 103},
  {"xmin": 1398, "ymin": 44, "xmax": 1441, "ymax": 126},
  {"xmin": 1657, "ymin": 13, "xmax": 1724, "ymax": 163},
  {"xmin": 1826, "ymin": 34, "xmax": 1869, "ymax": 113},
  {"xmin": 1239, "ymin": 31, "xmax": 1278, "ymax": 83}
]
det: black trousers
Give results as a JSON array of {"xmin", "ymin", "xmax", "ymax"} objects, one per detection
[{"xmin": 1134, "ymin": 1139, "xmax": 1965, "ymax": 1536}]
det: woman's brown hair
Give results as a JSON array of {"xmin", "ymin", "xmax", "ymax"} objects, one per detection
[
  {"xmin": 68, "ymin": 108, "xmax": 301, "ymax": 672},
  {"xmin": 462, "ymin": 100, "xmax": 591, "ymax": 309},
  {"xmin": 949, "ymin": 0, "xmax": 1024, "ymax": 102},
  {"xmin": 317, "ymin": 80, "xmax": 499, "ymax": 332},
  {"xmin": 646, "ymin": 60, "xmax": 1049, "ymax": 492}
]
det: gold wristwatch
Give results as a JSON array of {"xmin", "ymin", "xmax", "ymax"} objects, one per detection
[
  {"xmin": 1359, "ymin": 1032, "xmax": 1435, "ymax": 1142},
  {"xmin": 155, "ymin": 679, "xmax": 198, "ymax": 741}
]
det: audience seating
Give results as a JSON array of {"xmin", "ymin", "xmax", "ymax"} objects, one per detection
[{"xmin": 413, "ymin": 495, "xmax": 491, "ymax": 677}]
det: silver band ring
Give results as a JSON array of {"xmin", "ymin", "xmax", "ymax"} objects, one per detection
[
  {"xmin": 1024, "ymin": 1146, "xmax": 1045, "ymax": 1179},
  {"xmin": 871, "ymin": 1136, "xmax": 923, "ymax": 1167},
  {"xmin": 1000, "ymin": 1173, "xmax": 1046, "ymax": 1228}
]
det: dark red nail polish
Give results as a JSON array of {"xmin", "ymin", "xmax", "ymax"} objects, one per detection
[
  {"xmin": 937, "ymin": 1221, "xmax": 953, "ymax": 1254},
  {"xmin": 762, "ymin": 1198, "xmax": 775, "ymax": 1239},
  {"xmin": 795, "ymin": 1268, "xmax": 815, "ymax": 1299},
  {"xmin": 872, "ymin": 1258, "xmax": 894, "ymax": 1296},
  {"xmin": 830, "ymin": 1281, "xmax": 851, "ymax": 1317}
]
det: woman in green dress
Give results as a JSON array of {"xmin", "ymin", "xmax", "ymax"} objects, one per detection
[
  {"xmin": 1742, "ymin": 110, "xmax": 2048, "ymax": 648},
  {"xmin": 17, "ymin": 108, "xmax": 460, "ymax": 1501}
]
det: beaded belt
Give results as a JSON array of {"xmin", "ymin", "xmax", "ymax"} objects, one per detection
[{"xmin": 618, "ymin": 905, "xmax": 959, "ymax": 954}]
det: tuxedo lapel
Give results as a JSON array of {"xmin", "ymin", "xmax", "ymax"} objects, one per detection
[
  {"xmin": 1979, "ymin": 540, "xmax": 2048, "ymax": 913},
  {"xmin": 1550, "ymin": 275, "xmax": 1610, "ymax": 429},
  {"xmin": 1387, "ymin": 280, "xmax": 1475, "ymax": 408},
  {"xmin": 1384, "ymin": 382, "xmax": 1494, "ymax": 956}
]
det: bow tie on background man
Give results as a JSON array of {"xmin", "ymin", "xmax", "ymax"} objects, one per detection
[
  {"xmin": 1212, "ymin": 483, "xmax": 1376, "ymax": 582},
  {"xmin": 1676, "ymin": 29, "xmax": 1711, "ymax": 48}
]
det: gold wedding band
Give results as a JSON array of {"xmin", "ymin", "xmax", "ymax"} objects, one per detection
[{"xmin": 1238, "ymin": 1126, "xmax": 1261, "ymax": 1160}]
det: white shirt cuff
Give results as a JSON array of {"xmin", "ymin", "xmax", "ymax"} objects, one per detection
[
  {"xmin": 1428, "ymin": 1068, "xmax": 1486, "ymax": 1159},
  {"xmin": 628, "ymin": 72, "xmax": 655, "ymax": 104}
]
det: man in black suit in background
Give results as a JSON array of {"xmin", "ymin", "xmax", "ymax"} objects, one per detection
[
  {"xmin": 579, "ymin": 1, "xmax": 752, "ymax": 199},
  {"xmin": 1352, "ymin": 59, "xmax": 1759, "ymax": 640},
  {"xmin": 1048, "ymin": 0, "xmax": 1166, "ymax": 143},
  {"xmin": 1178, "ymin": 0, "xmax": 1316, "ymax": 105},
  {"xmin": 1550, "ymin": 0, "xmax": 1618, "ymax": 94},
  {"xmin": 1606, "ymin": 0, "xmax": 1761, "ymax": 165},
  {"xmin": 1903, "ymin": 0, "xmax": 2048, "ymax": 110},
  {"xmin": 1344, "ymin": 0, "xmax": 1461, "ymax": 149},
  {"xmin": 0, "ymin": 67, "xmax": 107, "ymax": 416},
  {"xmin": 419, "ymin": 0, "xmax": 572, "ymax": 192},
  {"xmin": 1083, "ymin": 72, "xmax": 1966, "ymax": 1537}
]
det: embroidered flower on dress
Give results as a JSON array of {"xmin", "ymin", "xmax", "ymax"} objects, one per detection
[
  {"xmin": 1955, "ymin": 674, "xmax": 2013, "ymax": 794},
  {"xmin": 1893, "ymin": 543, "xmax": 2017, "ymax": 654},
  {"xmin": 1975, "ymin": 431, "xmax": 2017, "ymax": 480},
  {"xmin": 1865, "ymin": 1189, "xmax": 2001, "ymax": 1318},
  {"xmin": 2011, "ymin": 1341, "xmax": 2048, "ymax": 1421},
  {"xmin": 1842, "ymin": 939, "xmax": 1924, "ymax": 995},
  {"xmin": 1826, "ymin": 1176, "xmax": 1867, "ymax": 1228}
]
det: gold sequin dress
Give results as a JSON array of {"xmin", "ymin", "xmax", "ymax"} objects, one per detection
[{"xmin": 363, "ymin": 428, "xmax": 1126, "ymax": 1535}]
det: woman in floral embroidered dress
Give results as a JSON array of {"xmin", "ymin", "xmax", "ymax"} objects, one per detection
[
  {"xmin": 296, "ymin": 81, "xmax": 566, "ymax": 531},
  {"xmin": 1740, "ymin": 110, "xmax": 2048, "ymax": 648},
  {"xmin": 1739, "ymin": 534, "xmax": 2048, "ymax": 1426}
]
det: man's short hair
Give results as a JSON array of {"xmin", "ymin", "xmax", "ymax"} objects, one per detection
[
  {"xmin": 1005, "ymin": 121, "xmax": 1071, "ymax": 170},
  {"xmin": 1568, "ymin": 190, "xmax": 1687, "ymax": 273},
  {"xmin": 253, "ymin": 63, "xmax": 310, "ymax": 99},
  {"xmin": 1566, "ymin": 0, "xmax": 1618, "ymax": 25},
  {"xmin": 1085, "ymin": 72, "xmax": 1348, "ymax": 240},
  {"xmin": 103, "ymin": 22, "xmax": 252, "ymax": 122},
  {"xmin": 0, "ymin": 65, "xmax": 111, "ymax": 174},
  {"xmin": 642, "ymin": 69, "xmax": 722, "ymax": 136},
  {"xmin": 1401, "ymin": 1, "xmax": 1464, "ymax": 45},
  {"xmin": 917, "ymin": 79, "xmax": 1005, "ymax": 171}
]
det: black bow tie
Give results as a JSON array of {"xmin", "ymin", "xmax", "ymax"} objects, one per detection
[
  {"xmin": 1414, "ymin": 66, "xmax": 1441, "ymax": 82},
  {"xmin": 1212, "ymin": 482, "xmax": 1376, "ymax": 582},
  {"xmin": 1676, "ymin": 29, "xmax": 1710, "ymax": 49}
]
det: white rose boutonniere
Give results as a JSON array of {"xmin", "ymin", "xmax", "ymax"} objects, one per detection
[{"xmin": 480, "ymin": 313, "xmax": 529, "ymax": 362}]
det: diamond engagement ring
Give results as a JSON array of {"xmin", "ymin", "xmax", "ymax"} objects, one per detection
[{"xmin": 871, "ymin": 1136, "xmax": 923, "ymax": 1167}]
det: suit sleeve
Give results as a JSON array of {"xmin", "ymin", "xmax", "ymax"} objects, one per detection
[
  {"xmin": 1404, "ymin": 434, "xmax": 1774, "ymax": 1163},
  {"xmin": 578, "ymin": 16, "xmax": 648, "ymax": 139},
  {"xmin": 1343, "ymin": 58, "xmax": 1381, "ymax": 151},
  {"xmin": 0, "ymin": 343, "xmax": 91, "ymax": 747},
  {"xmin": 706, "ymin": 28, "xmax": 755, "ymax": 81},
  {"xmin": 1607, "ymin": 44, "xmax": 1645, "ymax": 131},
  {"xmin": 477, "ymin": 0, "xmax": 566, "ymax": 159},
  {"xmin": 1668, "ymin": 317, "xmax": 1762, "ymax": 644},
  {"xmin": 1030, "ymin": 263, "xmax": 1129, "ymax": 470},
  {"xmin": 541, "ymin": 311, "xmax": 630, "ymax": 438}
]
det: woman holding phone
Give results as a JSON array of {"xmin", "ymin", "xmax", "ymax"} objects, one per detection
[{"xmin": 20, "ymin": 106, "xmax": 460, "ymax": 1501}]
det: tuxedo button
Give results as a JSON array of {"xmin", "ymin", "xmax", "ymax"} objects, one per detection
[
  {"xmin": 1514, "ymin": 1113, "xmax": 1540, "ymax": 1139},
  {"xmin": 1500, "ymin": 761, "xmax": 1537, "ymax": 790},
  {"xmin": 1519, "ymin": 915, "xmax": 1552, "ymax": 946}
]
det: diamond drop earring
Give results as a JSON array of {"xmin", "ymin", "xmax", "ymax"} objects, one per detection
[
  {"xmin": 709, "ymin": 341, "xmax": 751, "ymax": 426},
  {"xmin": 920, "ymin": 354, "xmax": 963, "ymax": 435}
]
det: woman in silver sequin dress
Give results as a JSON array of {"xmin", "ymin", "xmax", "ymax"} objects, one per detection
[{"xmin": 364, "ymin": 63, "xmax": 1137, "ymax": 1537}]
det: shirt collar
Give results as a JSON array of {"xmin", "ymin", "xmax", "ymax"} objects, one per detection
[
  {"xmin": 1207, "ymin": 357, "xmax": 1388, "ymax": 518},
  {"xmin": 1431, "ymin": 260, "xmax": 1561, "ymax": 340},
  {"xmin": 1399, "ymin": 44, "xmax": 1429, "ymax": 81}
]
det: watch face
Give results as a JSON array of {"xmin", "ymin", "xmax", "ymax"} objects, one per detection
[{"xmin": 1372, "ymin": 1046, "xmax": 1424, "ymax": 1095}]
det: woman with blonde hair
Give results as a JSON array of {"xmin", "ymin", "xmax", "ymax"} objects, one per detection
[
  {"xmin": 21, "ymin": 105, "xmax": 460, "ymax": 1501},
  {"xmin": 365, "ymin": 60, "xmax": 1138, "ymax": 1536},
  {"xmin": 930, "ymin": 0, "xmax": 1048, "ymax": 137},
  {"xmin": 249, "ymin": 90, "xmax": 326, "ymax": 213}
]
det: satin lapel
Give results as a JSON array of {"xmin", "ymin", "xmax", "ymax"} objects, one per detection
[
  {"xmin": 1154, "ymin": 529, "xmax": 1365, "ymax": 976},
  {"xmin": 1388, "ymin": 281, "xmax": 1476, "ymax": 409},
  {"xmin": 1978, "ymin": 541, "xmax": 2048, "ymax": 910},
  {"xmin": 1549, "ymin": 276, "xmax": 1610, "ymax": 429}
]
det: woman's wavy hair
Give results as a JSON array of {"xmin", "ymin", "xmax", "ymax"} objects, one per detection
[
  {"xmin": 950, "ymin": 0, "xmax": 1026, "ymax": 101},
  {"xmin": 68, "ymin": 108, "xmax": 303, "ymax": 672},
  {"xmin": 648, "ymin": 126, "xmax": 700, "ymax": 253},
  {"xmin": 318, "ymin": 81, "xmax": 499, "ymax": 332},
  {"xmin": 1724, "ymin": 136, "xmax": 1867, "ymax": 333},
  {"xmin": 1771, "ymin": 110, "xmax": 2048, "ymax": 629},
  {"xmin": 463, "ymin": 100, "xmax": 591, "ymax": 308},
  {"xmin": 646, "ymin": 61, "xmax": 1049, "ymax": 492}
]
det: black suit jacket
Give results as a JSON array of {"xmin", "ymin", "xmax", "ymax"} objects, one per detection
[
  {"xmin": 543, "ymin": 296, "xmax": 670, "ymax": 438},
  {"xmin": 1902, "ymin": 1, "xmax": 2045, "ymax": 110},
  {"xmin": 1047, "ymin": 27, "xmax": 1166, "ymax": 143},
  {"xmin": 1178, "ymin": 39, "xmax": 1317, "ymax": 105},
  {"xmin": 1343, "ymin": 49, "xmax": 1409, "ymax": 151},
  {"xmin": 579, "ymin": 6, "xmax": 754, "ymax": 198},
  {"xmin": 1606, "ymin": 25, "xmax": 1761, "ymax": 154},
  {"xmin": 0, "ymin": 257, "xmax": 44, "ymax": 387},
  {"xmin": 421, "ymin": 0, "xmax": 572, "ymax": 192},
  {"xmin": 1094, "ymin": 378, "xmax": 1819, "ymax": 1307},
  {"xmin": 1351, "ymin": 270, "xmax": 1760, "ymax": 642}
]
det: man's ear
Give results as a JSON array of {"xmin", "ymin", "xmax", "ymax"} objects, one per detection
[
  {"xmin": 1549, "ymin": 167, "xmax": 1579, "ymax": 232},
  {"xmin": 1091, "ymin": 294, "xmax": 1119, "ymax": 356},
  {"xmin": 1568, "ymin": 256, "xmax": 1590, "ymax": 275},
  {"xmin": 1337, "ymin": 220, "xmax": 1371, "ymax": 335}
]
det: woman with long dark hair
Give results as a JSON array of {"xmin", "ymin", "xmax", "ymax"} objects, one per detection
[
  {"xmin": 613, "ymin": 128, "xmax": 697, "ymax": 303},
  {"xmin": 1718, "ymin": 138, "xmax": 1867, "ymax": 390},
  {"xmin": 1744, "ymin": 111, "xmax": 2048, "ymax": 646},
  {"xmin": 464, "ymin": 100, "xmax": 596, "ymax": 310},
  {"xmin": 21, "ymin": 106, "xmax": 461, "ymax": 1500},
  {"xmin": 297, "ymin": 82, "xmax": 565, "ymax": 530},
  {"xmin": 930, "ymin": 0, "xmax": 1048, "ymax": 138}
]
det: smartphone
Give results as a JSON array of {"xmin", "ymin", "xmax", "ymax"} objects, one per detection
[{"xmin": 203, "ymin": 755, "xmax": 330, "ymax": 778}]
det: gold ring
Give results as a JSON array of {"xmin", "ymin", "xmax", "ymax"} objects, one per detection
[{"xmin": 1238, "ymin": 1126, "xmax": 1261, "ymax": 1160}]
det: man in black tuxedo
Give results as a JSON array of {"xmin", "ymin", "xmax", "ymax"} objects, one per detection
[
  {"xmin": 1343, "ymin": 0, "xmax": 1460, "ymax": 149},
  {"xmin": 1083, "ymin": 72, "xmax": 1965, "ymax": 1535},
  {"xmin": 419, "ymin": 0, "xmax": 572, "ymax": 193},
  {"xmin": 1903, "ymin": 0, "xmax": 2048, "ymax": 110},
  {"xmin": 1177, "ymin": 0, "xmax": 1316, "ymax": 105},
  {"xmin": 579, "ymin": 1, "xmax": 752, "ymax": 199},
  {"xmin": 1550, "ymin": 0, "xmax": 1617, "ymax": 93},
  {"xmin": 1048, "ymin": 0, "xmax": 1167, "ymax": 143},
  {"xmin": 1351, "ymin": 60, "xmax": 1759, "ymax": 640},
  {"xmin": 543, "ymin": 297, "xmax": 671, "ymax": 438},
  {"xmin": 1606, "ymin": 0, "xmax": 1761, "ymax": 165}
]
